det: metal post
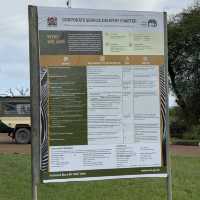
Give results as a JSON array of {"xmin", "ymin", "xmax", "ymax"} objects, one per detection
[
  {"xmin": 164, "ymin": 12, "xmax": 173, "ymax": 200},
  {"xmin": 32, "ymin": 185, "xmax": 38, "ymax": 200},
  {"xmin": 29, "ymin": 5, "xmax": 40, "ymax": 200},
  {"xmin": 67, "ymin": 0, "xmax": 72, "ymax": 8}
]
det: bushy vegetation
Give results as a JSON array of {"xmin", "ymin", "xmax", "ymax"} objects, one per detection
[
  {"xmin": 168, "ymin": 5, "xmax": 200, "ymax": 123},
  {"xmin": 168, "ymin": 3, "xmax": 200, "ymax": 142},
  {"xmin": 169, "ymin": 106, "xmax": 200, "ymax": 141}
]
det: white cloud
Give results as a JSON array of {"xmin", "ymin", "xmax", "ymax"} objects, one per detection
[
  {"xmin": 0, "ymin": 0, "xmax": 194, "ymax": 100},
  {"xmin": 28, "ymin": 0, "xmax": 194, "ymax": 12},
  {"xmin": 71, "ymin": 0, "xmax": 159, "ymax": 10},
  {"xmin": 0, "ymin": 61, "xmax": 29, "ymax": 93},
  {"xmin": 29, "ymin": 0, "xmax": 161, "ymax": 11},
  {"xmin": 155, "ymin": 0, "xmax": 193, "ymax": 14},
  {"xmin": 169, "ymin": 94, "xmax": 177, "ymax": 107}
]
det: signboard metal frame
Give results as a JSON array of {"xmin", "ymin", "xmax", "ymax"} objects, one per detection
[{"xmin": 29, "ymin": 5, "xmax": 172, "ymax": 200}]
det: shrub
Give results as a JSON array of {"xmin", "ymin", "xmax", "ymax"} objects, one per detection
[
  {"xmin": 183, "ymin": 125, "xmax": 200, "ymax": 140},
  {"xmin": 170, "ymin": 120, "xmax": 187, "ymax": 138}
]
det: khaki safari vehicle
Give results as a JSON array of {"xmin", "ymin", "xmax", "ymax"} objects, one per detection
[{"xmin": 0, "ymin": 96, "xmax": 31, "ymax": 144}]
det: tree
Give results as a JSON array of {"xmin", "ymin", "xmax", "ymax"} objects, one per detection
[
  {"xmin": 4, "ymin": 87, "xmax": 29, "ymax": 97},
  {"xmin": 7, "ymin": 88, "xmax": 14, "ymax": 97},
  {"xmin": 15, "ymin": 87, "xmax": 29, "ymax": 96},
  {"xmin": 168, "ymin": 4, "xmax": 200, "ymax": 126}
]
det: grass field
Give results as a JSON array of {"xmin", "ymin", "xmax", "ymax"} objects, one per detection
[{"xmin": 0, "ymin": 155, "xmax": 200, "ymax": 200}]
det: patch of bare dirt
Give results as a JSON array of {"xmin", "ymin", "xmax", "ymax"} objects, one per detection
[
  {"xmin": 170, "ymin": 145, "xmax": 200, "ymax": 157},
  {"xmin": 0, "ymin": 133, "xmax": 199, "ymax": 156},
  {"xmin": 0, "ymin": 133, "xmax": 31, "ymax": 155}
]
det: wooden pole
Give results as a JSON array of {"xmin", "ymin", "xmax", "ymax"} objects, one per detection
[{"xmin": 28, "ymin": 5, "xmax": 40, "ymax": 200}]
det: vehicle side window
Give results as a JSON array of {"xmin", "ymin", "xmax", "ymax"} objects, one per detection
[{"xmin": 3, "ymin": 103, "xmax": 30, "ymax": 115}]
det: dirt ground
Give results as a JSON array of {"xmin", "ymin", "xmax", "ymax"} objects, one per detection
[
  {"xmin": 0, "ymin": 133, "xmax": 200, "ymax": 156},
  {"xmin": 170, "ymin": 145, "xmax": 200, "ymax": 157},
  {"xmin": 0, "ymin": 133, "xmax": 31, "ymax": 154}
]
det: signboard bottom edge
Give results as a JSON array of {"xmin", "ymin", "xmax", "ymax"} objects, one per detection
[{"xmin": 43, "ymin": 173, "xmax": 168, "ymax": 183}]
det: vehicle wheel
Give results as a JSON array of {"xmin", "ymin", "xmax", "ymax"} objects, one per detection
[{"xmin": 15, "ymin": 128, "xmax": 31, "ymax": 144}]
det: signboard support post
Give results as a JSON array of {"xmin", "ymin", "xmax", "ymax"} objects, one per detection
[
  {"xmin": 164, "ymin": 12, "xmax": 173, "ymax": 200},
  {"xmin": 29, "ymin": 6, "xmax": 40, "ymax": 200}
]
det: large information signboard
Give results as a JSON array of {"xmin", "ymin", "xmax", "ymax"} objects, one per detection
[{"xmin": 36, "ymin": 7, "xmax": 168, "ymax": 183}]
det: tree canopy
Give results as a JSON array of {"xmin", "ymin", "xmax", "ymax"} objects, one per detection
[{"xmin": 168, "ymin": 4, "xmax": 200, "ymax": 125}]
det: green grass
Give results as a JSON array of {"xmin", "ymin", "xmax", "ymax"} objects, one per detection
[{"xmin": 0, "ymin": 154, "xmax": 200, "ymax": 200}]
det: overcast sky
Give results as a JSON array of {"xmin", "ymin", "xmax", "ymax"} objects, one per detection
[{"xmin": 0, "ymin": 0, "xmax": 195, "ymax": 105}]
